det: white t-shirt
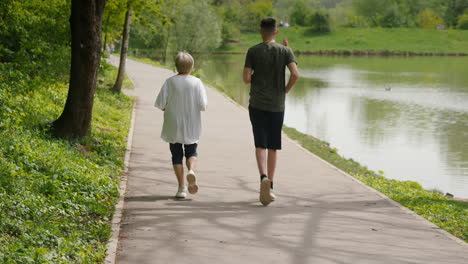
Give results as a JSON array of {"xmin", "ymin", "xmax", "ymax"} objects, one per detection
[{"xmin": 155, "ymin": 75, "xmax": 208, "ymax": 144}]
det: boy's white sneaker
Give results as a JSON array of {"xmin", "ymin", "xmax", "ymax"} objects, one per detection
[
  {"xmin": 175, "ymin": 186, "xmax": 187, "ymax": 199},
  {"xmin": 259, "ymin": 178, "xmax": 272, "ymax": 206},
  {"xmin": 187, "ymin": 170, "xmax": 198, "ymax": 194}
]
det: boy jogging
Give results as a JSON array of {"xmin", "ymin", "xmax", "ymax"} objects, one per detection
[
  {"xmin": 243, "ymin": 18, "xmax": 300, "ymax": 206},
  {"xmin": 155, "ymin": 52, "xmax": 208, "ymax": 199}
]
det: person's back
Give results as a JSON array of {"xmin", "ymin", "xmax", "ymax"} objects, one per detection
[
  {"xmin": 243, "ymin": 17, "xmax": 300, "ymax": 206},
  {"xmin": 155, "ymin": 51, "xmax": 207, "ymax": 199},
  {"xmin": 246, "ymin": 41, "xmax": 295, "ymax": 112},
  {"xmin": 159, "ymin": 75, "xmax": 206, "ymax": 144}
]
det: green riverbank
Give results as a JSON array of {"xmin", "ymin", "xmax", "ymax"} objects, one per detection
[
  {"xmin": 219, "ymin": 27, "xmax": 468, "ymax": 55},
  {"xmin": 0, "ymin": 62, "xmax": 134, "ymax": 262},
  {"xmin": 283, "ymin": 126, "xmax": 467, "ymax": 243},
  {"xmin": 129, "ymin": 55, "xmax": 467, "ymax": 243}
]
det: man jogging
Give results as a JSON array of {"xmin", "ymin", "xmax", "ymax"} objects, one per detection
[{"xmin": 243, "ymin": 17, "xmax": 300, "ymax": 206}]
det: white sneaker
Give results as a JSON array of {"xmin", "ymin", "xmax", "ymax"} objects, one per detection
[
  {"xmin": 187, "ymin": 170, "xmax": 198, "ymax": 194},
  {"xmin": 270, "ymin": 189, "xmax": 276, "ymax": 201},
  {"xmin": 259, "ymin": 178, "xmax": 272, "ymax": 206},
  {"xmin": 175, "ymin": 186, "xmax": 187, "ymax": 199}
]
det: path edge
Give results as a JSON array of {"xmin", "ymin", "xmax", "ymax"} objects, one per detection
[{"xmin": 104, "ymin": 99, "xmax": 137, "ymax": 264}]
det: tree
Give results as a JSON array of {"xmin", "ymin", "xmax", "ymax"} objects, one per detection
[
  {"xmin": 445, "ymin": 0, "xmax": 468, "ymax": 27},
  {"xmin": 353, "ymin": 0, "xmax": 404, "ymax": 27},
  {"xmin": 216, "ymin": 2, "xmax": 242, "ymax": 45},
  {"xmin": 416, "ymin": 9, "xmax": 444, "ymax": 29},
  {"xmin": 457, "ymin": 13, "xmax": 468, "ymax": 29},
  {"xmin": 102, "ymin": 0, "xmax": 128, "ymax": 53},
  {"xmin": 112, "ymin": 3, "xmax": 132, "ymax": 93},
  {"xmin": 309, "ymin": 10, "xmax": 332, "ymax": 32},
  {"xmin": 52, "ymin": 0, "xmax": 106, "ymax": 138},
  {"xmin": 290, "ymin": 0, "xmax": 313, "ymax": 26},
  {"xmin": 111, "ymin": 0, "xmax": 164, "ymax": 92},
  {"xmin": 241, "ymin": 0, "xmax": 273, "ymax": 31},
  {"xmin": 173, "ymin": 0, "xmax": 222, "ymax": 53}
]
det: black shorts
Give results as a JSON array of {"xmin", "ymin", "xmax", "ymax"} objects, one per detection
[
  {"xmin": 169, "ymin": 143, "xmax": 198, "ymax": 164},
  {"xmin": 249, "ymin": 105, "xmax": 284, "ymax": 150}
]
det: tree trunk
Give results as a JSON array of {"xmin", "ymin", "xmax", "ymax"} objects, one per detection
[
  {"xmin": 112, "ymin": 5, "xmax": 132, "ymax": 93},
  {"xmin": 52, "ymin": 0, "xmax": 107, "ymax": 139},
  {"xmin": 103, "ymin": 13, "xmax": 111, "ymax": 54}
]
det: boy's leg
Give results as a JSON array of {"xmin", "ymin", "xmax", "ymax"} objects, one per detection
[
  {"xmin": 173, "ymin": 165, "xmax": 184, "ymax": 186},
  {"xmin": 169, "ymin": 143, "xmax": 185, "ymax": 187},
  {"xmin": 184, "ymin": 144, "xmax": 199, "ymax": 194},
  {"xmin": 184, "ymin": 143, "xmax": 198, "ymax": 171}
]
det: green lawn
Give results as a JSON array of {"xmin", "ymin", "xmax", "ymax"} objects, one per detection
[
  {"xmin": 0, "ymin": 61, "xmax": 134, "ymax": 263},
  {"xmin": 220, "ymin": 27, "xmax": 468, "ymax": 55}
]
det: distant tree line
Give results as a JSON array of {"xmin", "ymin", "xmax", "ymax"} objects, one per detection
[{"xmin": 283, "ymin": 0, "xmax": 467, "ymax": 30}]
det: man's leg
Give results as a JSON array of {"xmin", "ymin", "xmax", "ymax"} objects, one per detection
[
  {"xmin": 255, "ymin": 147, "xmax": 267, "ymax": 176},
  {"xmin": 267, "ymin": 149, "xmax": 277, "ymax": 181}
]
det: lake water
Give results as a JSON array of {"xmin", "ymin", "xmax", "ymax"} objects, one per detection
[{"xmin": 195, "ymin": 54, "xmax": 468, "ymax": 198}]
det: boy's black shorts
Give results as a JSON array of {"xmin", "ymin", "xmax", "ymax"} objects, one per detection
[
  {"xmin": 169, "ymin": 143, "xmax": 198, "ymax": 164},
  {"xmin": 248, "ymin": 105, "xmax": 284, "ymax": 150}
]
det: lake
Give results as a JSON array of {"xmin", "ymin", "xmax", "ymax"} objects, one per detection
[{"xmin": 195, "ymin": 54, "xmax": 468, "ymax": 198}]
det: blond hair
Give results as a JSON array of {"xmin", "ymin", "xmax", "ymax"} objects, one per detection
[{"xmin": 175, "ymin": 51, "xmax": 194, "ymax": 74}]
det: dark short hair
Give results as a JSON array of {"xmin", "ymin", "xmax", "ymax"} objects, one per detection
[{"xmin": 261, "ymin": 17, "xmax": 276, "ymax": 34}]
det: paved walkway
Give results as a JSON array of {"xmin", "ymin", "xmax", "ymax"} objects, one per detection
[{"xmin": 110, "ymin": 57, "xmax": 467, "ymax": 264}]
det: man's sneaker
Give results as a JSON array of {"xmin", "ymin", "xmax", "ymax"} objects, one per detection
[
  {"xmin": 259, "ymin": 178, "xmax": 272, "ymax": 206},
  {"xmin": 187, "ymin": 170, "xmax": 198, "ymax": 194},
  {"xmin": 270, "ymin": 189, "xmax": 276, "ymax": 201},
  {"xmin": 175, "ymin": 186, "xmax": 187, "ymax": 199}
]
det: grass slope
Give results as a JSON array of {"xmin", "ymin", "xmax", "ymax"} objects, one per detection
[
  {"xmin": 0, "ymin": 61, "xmax": 134, "ymax": 263},
  {"xmin": 283, "ymin": 126, "xmax": 468, "ymax": 243},
  {"xmin": 220, "ymin": 27, "xmax": 468, "ymax": 54}
]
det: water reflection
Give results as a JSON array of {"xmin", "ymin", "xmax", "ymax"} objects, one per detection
[{"xmin": 198, "ymin": 54, "xmax": 468, "ymax": 198}]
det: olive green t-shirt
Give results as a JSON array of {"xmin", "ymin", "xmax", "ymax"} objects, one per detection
[{"xmin": 244, "ymin": 41, "xmax": 296, "ymax": 112}]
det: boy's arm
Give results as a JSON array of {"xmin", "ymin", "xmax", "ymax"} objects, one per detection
[
  {"xmin": 286, "ymin": 62, "xmax": 299, "ymax": 94},
  {"xmin": 243, "ymin": 67, "xmax": 252, "ymax": 84}
]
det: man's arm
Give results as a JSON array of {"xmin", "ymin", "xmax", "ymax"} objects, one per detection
[
  {"xmin": 243, "ymin": 67, "xmax": 253, "ymax": 84},
  {"xmin": 286, "ymin": 62, "xmax": 299, "ymax": 94}
]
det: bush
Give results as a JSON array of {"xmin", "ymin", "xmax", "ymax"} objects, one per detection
[
  {"xmin": 458, "ymin": 14, "xmax": 468, "ymax": 30},
  {"xmin": 378, "ymin": 3, "xmax": 404, "ymax": 28},
  {"xmin": 290, "ymin": 0, "xmax": 313, "ymax": 26},
  {"xmin": 309, "ymin": 10, "xmax": 332, "ymax": 33},
  {"xmin": 345, "ymin": 15, "xmax": 370, "ymax": 28},
  {"xmin": 417, "ymin": 9, "xmax": 445, "ymax": 29}
]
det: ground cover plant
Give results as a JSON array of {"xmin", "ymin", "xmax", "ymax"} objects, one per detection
[
  {"xmin": 283, "ymin": 126, "xmax": 468, "ymax": 243},
  {"xmin": 0, "ymin": 61, "xmax": 133, "ymax": 263}
]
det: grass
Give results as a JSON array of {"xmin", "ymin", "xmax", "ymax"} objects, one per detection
[
  {"xmin": 219, "ymin": 27, "xmax": 468, "ymax": 55},
  {"xmin": 283, "ymin": 126, "xmax": 468, "ymax": 243},
  {"xmin": 0, "ymin": 61, "xmax": 134, "ymax": 263}
]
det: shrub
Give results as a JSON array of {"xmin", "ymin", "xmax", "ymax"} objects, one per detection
[
  {"xmin": 417, "ymin": 9, "xmax": 445, "ymax": 29},
  {"xmin": 290, "ymin": 0, "xmax": 313, "ymax": 26},
  {"xmin": 457, "ymin": 14, "xmax": 468, "ymax": 30},
  {"xmin": 309, "ymin": 10, "xmax": 332, "ymax": 33}
]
